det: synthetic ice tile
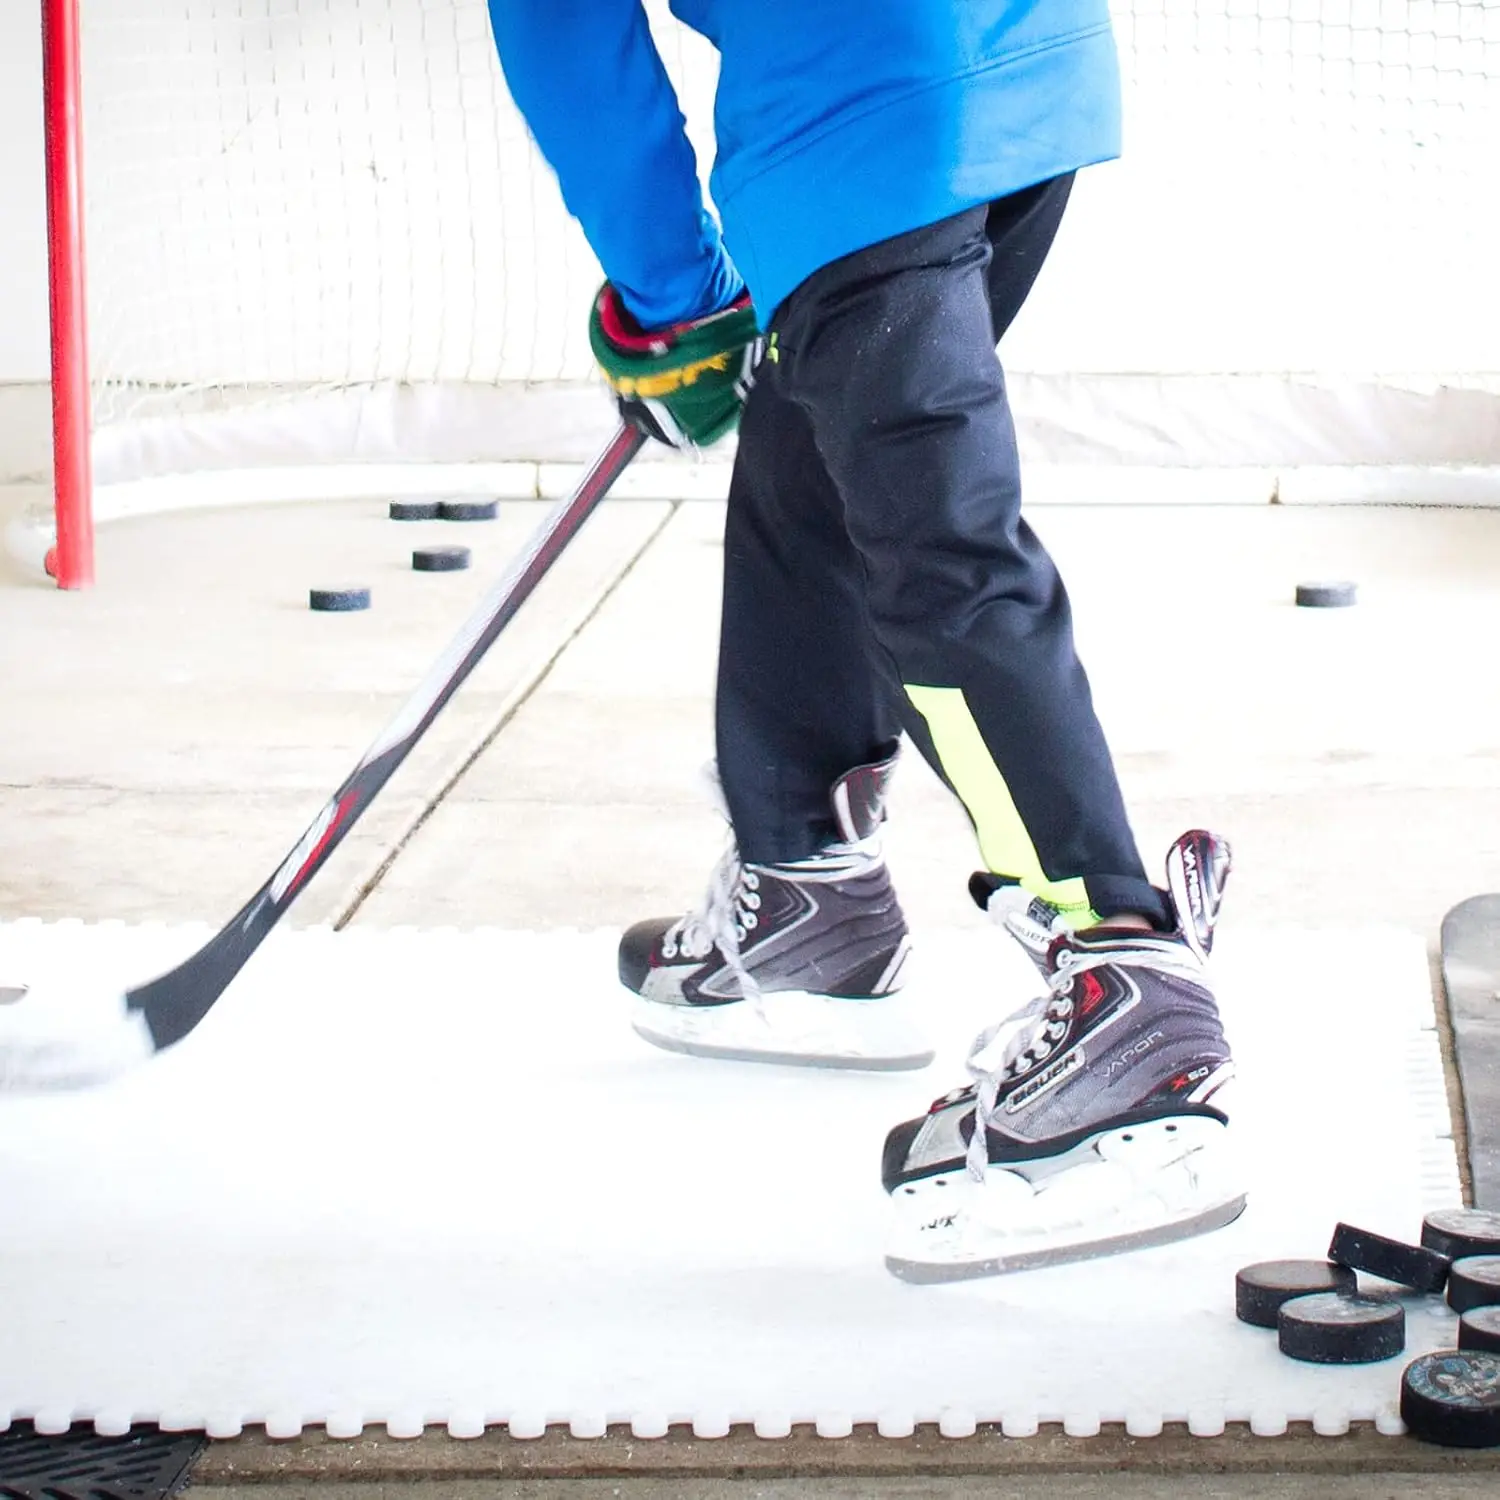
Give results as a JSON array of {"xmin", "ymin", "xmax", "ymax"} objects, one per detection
[{"xmin": 0, "ymin": 920, "xmax": 1464, "ymax": 1438}]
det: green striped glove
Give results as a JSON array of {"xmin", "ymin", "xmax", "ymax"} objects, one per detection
[{"xmin": 589, "ymin": 282, "xmax": 760, "ymax": 449}]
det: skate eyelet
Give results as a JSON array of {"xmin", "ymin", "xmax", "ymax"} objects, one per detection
[
  {"xmin": 742, "ymin": 891, "xmax": 761, "ymax": 910},
  {"xmin": 743, "ymin": 913, "xmax": 758, "ymax": 930},
  {"xmin": 744, "ymin": 871, "xmax": 760, "ymax": 889},
  {"xmin": 662, "ymin": 942, "xmax": 678, "ymax": 959}
]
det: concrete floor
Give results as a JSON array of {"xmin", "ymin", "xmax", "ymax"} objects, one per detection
[
  {"xmin": 186, "ymin": 1424, "xmax": 1500, "ymax": 1497},
  {"xmin": 5, "ymin": 494, "xmax": 1499, "ymax": 939},
  {"xmin": 3, "ymin": 487, "xmax": 1500, "ymax": 1493}
]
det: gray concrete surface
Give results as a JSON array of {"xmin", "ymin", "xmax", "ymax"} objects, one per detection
[
  {"xmin": 184, "ymin": 1483, "xmax": 1500, "ymax": 1500},
  {"xmin": 183, "ymin": 1424, "xmax": 1500, "ymax": 1495},
  {"xmin": 7, "ymin": 494, "xmax": 1499, "ymax": 940},
  {"xmin": 347, "ymin": 501, "xmax": 1500, "ymax": 942},
  {"xmin": 0, "ymin": 488, "xmax": 673, "ymax": 925},
  {"xmin": 181, "ymin": 1484, "xmax": 1500, "ymax": 1499},
  {"xmin": 4, "ymin": 491, "xmax": 1500, "ymax": 1493}
]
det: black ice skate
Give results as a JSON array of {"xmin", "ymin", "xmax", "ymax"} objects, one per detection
[
  {"xmin": 619, "ymin": 756, "xmax": 930, "ymax": 1070},
  {"xmin": 882, "ymin": 830, "xmax": 1242, "ymax": 1279}
]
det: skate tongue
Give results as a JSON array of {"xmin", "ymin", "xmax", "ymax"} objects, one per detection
[
  {"xmin": 829, "ymin": 751, "xmax": 899, "ymax": 843},
  {"xmin": 1165, "ymin": 830, "xmax": 1232, "ymax": 960},
  {"xmin": 968, "ymin": 874, "xmax": 1070, "ymax": 972}
]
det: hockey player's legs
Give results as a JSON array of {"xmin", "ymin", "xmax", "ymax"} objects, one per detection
[
  {"xmin": 768, "ymin": 188, "xmax": 1239, "ymax": 1273},
  {"xmin": 619, "ymin": 378, "xmax": 926, "ymax": 1070},
  {"xmin": 716, "ymin": 380, "xmax": 903, "ymax": 866},
  {"xmin": 769, "ymin": 188, "xmax": 1158, "ymax": 926}
]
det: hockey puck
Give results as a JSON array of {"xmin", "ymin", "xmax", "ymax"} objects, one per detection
[
  {"xmin": 1400, "ymin": 1350, "xmax": 1500, "ymax": 1448},
  {"xmin": 438, "ymin": 498, "xmax": 499, "ymax": 522},
  {"xmin": 389, "ymin": 499, "xmax": 441, "ymax": 521},
  {"xmin": 1235, "ymin": 1260, "xmax": 1357, "ymax": 1328},
  {"xmin": 1448, "ymin": 1256, "xmax": 1500, "ymax": 1315},
  {"xmin": 1329, "ymin": 1222, "xmax": 1451, "ymax": 1292},
  {"xmin": 1423, "ymin": 1208, "xmax": 1500, "ymax": 1261},
  {"xmin": 1460, "ymin": 1307, "xmax": 1500, "ymax": 1354},
  {"xmin": 1295, "ymin": 581, "xmax": 1357, "ymax": 608},
  {"xmin": 1277, "ymin": 1292, "xmax": 1405, "ymax": 1364},
  {"xmin": 309, "ymin": 587, "xmax": 371, "ymax": 613},
  {"xmin": 412, "ymin": 545, "xmax": 471, "ymax": 573}
]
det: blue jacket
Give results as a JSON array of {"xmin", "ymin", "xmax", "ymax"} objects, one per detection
[{"xmin": 488, "ymin": 1, "xmax": 1120, "ymax": 329}]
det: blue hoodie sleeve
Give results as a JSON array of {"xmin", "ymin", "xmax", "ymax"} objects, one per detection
[{"xmin": 486, "ymin": 0, "xmax": 744, "ymax": 329}]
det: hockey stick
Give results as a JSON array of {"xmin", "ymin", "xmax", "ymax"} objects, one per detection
[{"xmin": 0, "ymin": 421, "xmax": 647, "ymax": 1090}]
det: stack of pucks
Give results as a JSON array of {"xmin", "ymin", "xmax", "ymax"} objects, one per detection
[
  {"xmin": 1421, "ymin": 1209, "xmax": 1500, "ymax": 1353},
  {"xmin": 1233, "ymin": 1259, "xmax": 1404, "ymax": 1364},
  {"xmin": 1399, "ymin": 1211, "xmax": 1500, "ymax": 1448}
]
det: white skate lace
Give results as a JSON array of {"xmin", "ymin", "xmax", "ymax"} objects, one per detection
[
  {"xmin": 659, "ymin": 843, "xmax": 765, "ymax": 1001},
  {"xmin": 657, "ymin": 833, "xmax": 882, "ymax": 1006},
  {"xmin": 961, "ymin": 924, "xmax": 1208, "ymax": 1180}
]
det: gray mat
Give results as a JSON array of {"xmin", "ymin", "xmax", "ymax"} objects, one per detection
[{"xmin": 1441, "ymin": 895, "xmax": 1500, "ymax": 1209}]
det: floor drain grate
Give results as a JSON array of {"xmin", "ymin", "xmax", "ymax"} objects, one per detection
[{"xmin": 0, "ymin": 1425, "xmax": 204, "ymax": 1500}]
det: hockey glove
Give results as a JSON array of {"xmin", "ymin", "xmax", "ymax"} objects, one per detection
[{"xmin": 589, "ymin": 282, "xmax": 759, "ymax": 449}]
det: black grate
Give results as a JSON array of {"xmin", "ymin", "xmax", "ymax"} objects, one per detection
[{"xmin": 0, "ymin": 1424, "xmax": 203, "ymax": 1500}]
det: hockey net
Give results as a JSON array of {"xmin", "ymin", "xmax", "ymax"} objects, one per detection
[{"xmin": 56, "ymin": 0, "xmax": 1500, "ymax": 494}]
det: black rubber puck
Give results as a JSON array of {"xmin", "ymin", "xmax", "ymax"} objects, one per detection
[
  {"xmin": 1460, "ymin": 1307, "xmax": 1500, "ymax": 1354},
  {"xmin": 1449, "ymin": 1256, "xmax": 1500, "ymax": 1315},
  {"xmin": 309, "ymin": 587, "xmax": 371, "ymax": 612},
  {"xmin": 389, "ymin": 499, "xmax": 441, "ymax": 521},
  {"xmin": 1277, "ymin": 1292, "xmax": 1405, "ymax": 1364},
  {"xmin": 1329, "ymin": 1222, "xmax": 1451, "ymax": 1292},
  {"xmin": 1401, "ymin": 1350, "xmax": 1500, "ymax": 1448},
  {"xmin": 1235, "ymin": 1260, "xmax": 1358, "ymax": 1328},
  {"xmin": 438, "ymin": 498, "xmax": 499, "ymax": 522},
  {"xmin": 1295, "ymin": 581, "xmax": 1357, "ymax": 608},
  {"xmin": 1424, "ymin": 1209, "xmax": 1500, "ymax": 1261},
  {"xmin": 412, "ymin": 545, "xmax": 472, "ymax": 573}
]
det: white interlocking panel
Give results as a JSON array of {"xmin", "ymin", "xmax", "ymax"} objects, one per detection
[{"xmin": 0, "ymin": 918, "xmax": 1464, "ymax": 1438}]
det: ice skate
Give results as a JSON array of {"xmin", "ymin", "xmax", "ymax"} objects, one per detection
[
  {"xmin": 882, "ymin": 830, "xmax": 1242, "ymax": 1279},
  {"xmin": 619, "ymin": 757, "xmax": 930, "ymax": 1070}
]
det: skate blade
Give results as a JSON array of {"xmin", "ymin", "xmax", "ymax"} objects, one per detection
[
  {"xmin": 885, "ymin": 1114, "xmax": 1244, "ymax": 1281},
  {"xmin": 630, "ymin": 991, "xmax": 935, "ymax": 1072}
]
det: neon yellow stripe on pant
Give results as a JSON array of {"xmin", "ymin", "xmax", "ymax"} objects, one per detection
[{"xmin": 905, "ymin": 683, "xmax": 1096, "ymax": 921}]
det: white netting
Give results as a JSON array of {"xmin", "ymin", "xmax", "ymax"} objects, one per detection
[
  {"xmin": 81, "ymin": 1, "xmax": 715, "ymax": 406},
  {"xmin": 75, "ymin": 0, "xmax": 1499, "ymax": 478},
  {"xmin": 1078, "ymin": 0, "xmax": 1500, "ymax": 376}
]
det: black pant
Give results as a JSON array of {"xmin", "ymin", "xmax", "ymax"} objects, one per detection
[{"xmin": 716, "ymin": 176, "xmax": 1164, "ymax": 925}]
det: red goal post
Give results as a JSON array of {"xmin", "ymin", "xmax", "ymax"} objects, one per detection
[{"xmin": 41, "ymin": 0, "xmax": 94, "ymax": 590}]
